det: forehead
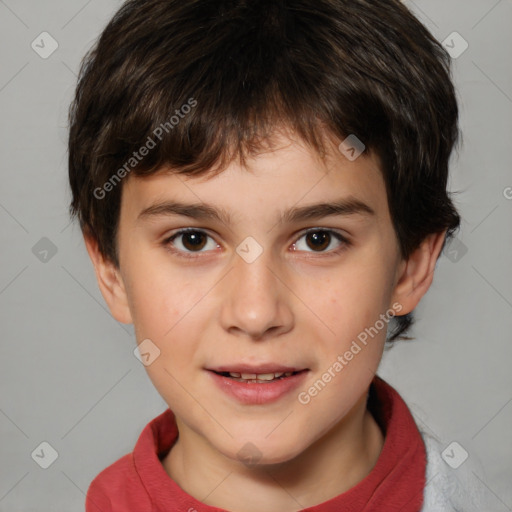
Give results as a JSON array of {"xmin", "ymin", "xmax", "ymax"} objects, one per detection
[{"xmin": 121, "ymin": 135, "xmax": 389, "ymax": 226}]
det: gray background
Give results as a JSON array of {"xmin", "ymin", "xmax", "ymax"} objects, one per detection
[{"xmin": 0, "ymin": 0, "xmax": 511, "ymax": 510}]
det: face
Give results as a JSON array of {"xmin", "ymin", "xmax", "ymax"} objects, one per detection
[{"xmin": 105, "ymin": 133, "xmax": 409, "ymax": 464}]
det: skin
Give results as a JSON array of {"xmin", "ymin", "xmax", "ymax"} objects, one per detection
[{"xmin": 85, "ymin": 131, "xmax": 446, "ymax": 512}]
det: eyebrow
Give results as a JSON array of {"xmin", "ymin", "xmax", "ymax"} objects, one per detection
[{"xmin": 137, "ymin": 196, "xmax": 375, "ymax": 225}]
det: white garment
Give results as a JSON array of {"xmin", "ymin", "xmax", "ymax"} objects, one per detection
[{"xmin": 420, "ymin": 430, "xmax": 496, "ymax": 511}]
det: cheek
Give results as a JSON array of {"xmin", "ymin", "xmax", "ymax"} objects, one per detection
[
  {"xmin": 131, "ymin": 283, "xmax": 208, "ymax": 404},
  {"xmin": 121, "ymin": 252, "xmax": 216, "ymax": 394},
  {"xmin": 307, "ymin": 265, "xmax": 394, "ymax": 382},
  {"xmin": 125, "ymin": 260, "xmax": 208, "ymax": 340},
  {"xmin": 320, "ymin": 269, "xmax": 391, "ymax": 337}
]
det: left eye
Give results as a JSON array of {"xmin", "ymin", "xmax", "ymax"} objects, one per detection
[{"xmin": 293, "ymin": 229, "xmax": 348, "ymax": 253}]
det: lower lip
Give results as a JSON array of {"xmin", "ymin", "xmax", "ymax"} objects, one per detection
[{"xmin": 207, "ymin": 370, "xmax": 309, "ymax": 405}]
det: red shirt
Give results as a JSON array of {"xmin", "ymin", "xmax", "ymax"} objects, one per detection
[{"xmin": 86, "ymin": 375, "xmax": 426, "ymax": 511}]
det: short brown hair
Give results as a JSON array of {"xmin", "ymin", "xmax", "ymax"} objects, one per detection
[{"xmin": 68, "ymin": 0, "xmax": 461, "ymax": 341}]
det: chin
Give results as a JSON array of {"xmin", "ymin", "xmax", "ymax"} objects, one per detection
[{"xmin": 222, "ymin": 434, "xmax": 307, "ymax": 467}]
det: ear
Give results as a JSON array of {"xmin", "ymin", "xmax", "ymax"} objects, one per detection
[
  {"xmin": 83, "ymin": 233, "xmax": 133, "ymax": 325},
  {"xmin": 391, "ymin": 230, "xmax": 447, "ymax": 315}
]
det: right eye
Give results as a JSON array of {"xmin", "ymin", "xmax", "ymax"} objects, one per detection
[{"xmin": 162, "ymin": 229, "xmax": 220, "ymax": 258}]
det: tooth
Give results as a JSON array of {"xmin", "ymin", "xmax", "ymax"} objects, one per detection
[
  {"xmin": 229, "ymin": 372, "xmax": 241, "ymax": 378},
  {"xmin": 256, "ymin": 373, "xmax": 276, "ymax": 381},
  {"xmin": 283, "ymin": 372, "xmax": 293, "ymax": 377},
  {"xmin": 273, "ymin": 372, "xmax": 284, "ymax": 378},
  {"xmin": 240, "ymin": 373, "xmax": 257, "ymax": 379}
]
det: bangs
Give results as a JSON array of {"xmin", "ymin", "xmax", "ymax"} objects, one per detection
[{"xmin": 86, "ymin": 1, "xmax": 390, "ymax": 181}]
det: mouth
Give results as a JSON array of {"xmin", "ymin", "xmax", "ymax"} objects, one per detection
[
  {"xmin": 210, "ymin": 369, "xmax": 307, "ymax": 383},
  {"xmin": 206, "ymin": 366, "xmax": 310, "ymax": 404}
]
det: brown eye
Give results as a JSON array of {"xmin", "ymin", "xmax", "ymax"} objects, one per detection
[
  {"xmin": 305, "ymin": 231, "xmax": 331, "ymax": 251},
  {"xmin": 164, "ymin": 229, "xmax": 218, "ymax": 256},
  {"xmin": 293, "ymin": 229, "xmax": 350, "ymax": 254},
  {"xmin": 180, "ymin": 231, "xmax": 208, "ymax": 251}
]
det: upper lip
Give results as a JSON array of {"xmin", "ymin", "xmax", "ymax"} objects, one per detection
[{"xmin": 207, "ymin": 364, "xmax": 307, "ymax": 374}]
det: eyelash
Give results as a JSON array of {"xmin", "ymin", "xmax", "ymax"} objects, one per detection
[{"xmin": 161, "ymin": 228, "xmax": 351, "ymax": 260}]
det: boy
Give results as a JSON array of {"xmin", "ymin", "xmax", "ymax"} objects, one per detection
[{"xmin": 68, "ymin": 0, "xmax": 488, "ymax": 510}]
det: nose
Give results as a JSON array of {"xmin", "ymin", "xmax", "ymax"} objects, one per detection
[{"xmin": 218, "ymin": 249, "xmax": 294, "ymax": 340}]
